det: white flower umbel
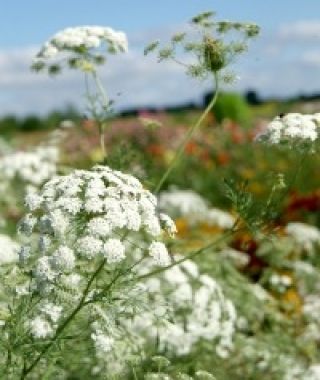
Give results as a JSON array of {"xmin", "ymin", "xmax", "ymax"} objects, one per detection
[
  {"xmin": 0, "ymin": 146, "xmax": 58, "ymax": 189},
  {"xmin": 159, "ymin": 188, "xmax": 235, "ymax": 229},
  {"xmin": 32, "ymin": 25, "xmax": 128, "ymax": 74},
  {"xmin": 103, "ymin": 238, "xmax": 125, "ymax": 264},
  {"xmin": 256, "ymin": 113, "xmax": 320, "ymax": 148},
  {"xmin": 0, "ymin": 234, "xmax": 19, "ymax": 264},
  {"xmin": 286, "ymin": 222, "xmax": 320, "ymax": 252},
  {"xmin": 29, "ymin": 316, "xmax": 54, "ymax": 339},
  {"xmin": 306, "ymin": 365, "xmax": 320, "ymax": 380},
  {"xmin": 18, "ymin": 165, "xmax": 175, "ymax": 291},
  {"xmin": 91, "ymin": 327, "xmax": 115, "ymax": 356},
  {"xmin": 159, "ymin": 189, "xmax": 208, "ymax": 219},
  {"xmin": 206, "ymin": 208, "xmax": 235, "ymax": 229},
  {"xmin": 127, "ymin": 255, "xmax": 237, "ymax": 358},
  {"xmin": 148, "ymin": 242, "xmax": 171, "ymax": 267}
]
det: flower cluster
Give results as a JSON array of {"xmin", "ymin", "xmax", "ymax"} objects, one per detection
[
  {"xmin": 29, "ymin": 302, "xmax": 63, "ymax": 339},
  {"xmin": 159, "ymin": 189, "xmax": 235, "ymax": 229},
  {"xmin": 220, "ymin": 247, "xmax": 249, "ymax": 269},
  {"xmin": 87, "ymin": 254, "xmax": 237, "ymax": 376},
  {"xmin": 135, "ymin": 256, "xmax": 237, "ymax": 358},
  {"xmin": 0, "ymin": 146, "xmax": 58, "ymax": 191},
  {"xmin": 18, "ymin": 165, "xmax": 175, "ymax": 292},
  {"xmin": 32, "ymin": 26, "xmax": 128, "ymax": 74},
  {"xmin": 0, "ymin": 234, "xmax": 19, "ymax": 264},
  {"xmin": 159, "ymin": 189, "xmax": 208, "ymax": 218},
  {"xmin": 257, "ymin": 113, "xmax": 320, "ymax": 148},
  {"xmin": 285, "ymin": 222, "xmax": 320, "ymax": 252}
]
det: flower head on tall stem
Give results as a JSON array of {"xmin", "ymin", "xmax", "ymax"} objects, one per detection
[
  {"xmin": 32, "ymin": 25, "xmax": 128, "ymax": 75},
  {"xmin": 31, "ymin": 25, "xmax": 129, "ymax": 158},
  {"xmin": 144, "ymin": 11, "xmax": 259, "ymax": 83},
  {"xmin": 146, "ymin": 12, "xmax": 259, "ymax": 193}
]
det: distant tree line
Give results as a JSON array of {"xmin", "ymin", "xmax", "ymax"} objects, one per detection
[
  {"xmin": 1, "ymin": 90, "xmax": 320, "ymax": 134},
  {"xmin": 0, "ymin": 106, "xmax": 80, "ymax": 135}
]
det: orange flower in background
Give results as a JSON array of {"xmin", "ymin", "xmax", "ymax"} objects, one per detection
[
  {"xmin": 216, "ymin": 151, "xmax": 231, "ymax": 165},
  {"xmin": 185, "ymin": 141, "xmax": 199, "ymax": 155},
  {"xmin": 146, "ymin": 143, "xmax": 165, "ymax": 157},
  {"xmin": 200, "ymin": 149, "xmax": 211, "ymax": 162}
]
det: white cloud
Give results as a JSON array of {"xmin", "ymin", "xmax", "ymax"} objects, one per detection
[
  {"xmin": 0, "ymin": 29, "xmax": 211, "ymax": 116},
  {"xmin": 301, "ymin": 51, "xmax": 320, "ymax": 67},
  {"xmin": 279, "ymin": 20, "xmax": 320, "ymax": 41},
  {"xmin": 0, "ymin": 20, "xmax": 320, "ymax": 116}
]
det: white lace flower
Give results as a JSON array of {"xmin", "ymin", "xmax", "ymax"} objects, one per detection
[
  {"xmin": 24, "ymin": 193, "xmax": 43, "ymax": 211},
  {"xmin": 33, "ymin": 25, "xmax": 128, "ymax": 74},
  {"xmin": 91, "ymin": 329, "xmax": 115, "ymax": 355},
  {"xmin": 159, "ymin": 188, "xmax": 234, "ymax": 229},
  {"xmin": 77, "ymin": 236, "xmax": 103, "ymax": 259},
  {"xmin": 34, "ymin": 256, "xmax": 57, "ymax": 283},
  {"xmin": 149, "ymin": 242, "xmax": 171, "ymax": 267},
  {"xmin": 29, "ymin": 316, "xmax": 53, "ymax": 339},
  {"xmin": 256, "ymin": 113, "xmax": 319, "ymax": 147},
  {"xmin": 128, "ymin": 256, "xmax": 237, "ymax": 358},
  {"xmin": 40, "ymin": 302, "xmax": 63, "ymax": 323},
  {"xmin": 286, "ymin": 222, "xmax": 320, "ymax": 252},
  {"xmin": 206, "ymin": 208, "xmax": 235, "ymax": 229},
  {"xmin": 159, "ymin": 189, "xmax": 208, "ymax": 219},
  {"xmin": 18, "ymin": 165, "xmax": 174, "ymax": 292},
  {"xmin": 0, "ymin": 146, "xmax": 58, "ymax": 187},
  {"xmin": 87, "ymin": 217, "xmax": 112, "ymax": 237},
  {"xmin": 103, "ymin": 239, "xmax": 125, "ymax": 264},
  {"xmin": 0, "ymin": 234, "xmax": 19, "ymax": 264},
  {"xmin": 50, "ymin": 246, "xmax": 76, "ymax": 271}
]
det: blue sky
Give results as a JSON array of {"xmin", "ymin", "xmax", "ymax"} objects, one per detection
[
  {"xmin": 1, "ymin": 1, "xmax": 320, "ymax": 115},
  {"xmin": 1, "ymin": 0, "xmax": 320, "ymax": 47}
]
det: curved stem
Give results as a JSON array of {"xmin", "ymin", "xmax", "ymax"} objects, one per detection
[
  {"xmin": 99, "ymin": 123, "xmax": 106, "ymax": 158},
  {"xmin": 20, "ymin": 259, "xmax": 106, "ymax": 379},
  {"xmin": 92, "ymin": 70, "xmax": 109, "ymax": 108},
  {"xmin": 154, "ymin": 71, "xmax": 219, "ymax": 194},
  {"xmin": 91, "ymin": 71, "xmax": 110, "ymax": 158}
]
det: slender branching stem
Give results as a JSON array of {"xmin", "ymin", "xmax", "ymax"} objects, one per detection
[
  {"xmin": 20, "ymin": 259, "xmax": 106, "ymax": 379},
  {"xmin": 92, "ymin": 71, "xmax": 110, "ymax": 158},
  {"xmin": 138, "ymin": 224, "xmax": 240, "ymax": 281},
  {"xmin": 154, "ymin": 71, "xmax": 219, "ymax": 194}
]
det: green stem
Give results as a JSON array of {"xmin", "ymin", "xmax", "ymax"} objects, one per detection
[
  {"xmin": 154, "ymin": 71, "xmax": 219, "ymax": 194},
  {"xmin": 92, "ymin": 70, "xmax": 109, "ymax": 108},
  {"xmin": 92, "ymin": 71, "xmax": 109, "ymax": 158},
  {"xmin": 20, "ymin": 259, "xmax": 106, "ymax": 379},
  {"xmin": 99, "ymin": 123, "xmax": 106, "ymax": 158},
  {"xmin": 132, "ymin": 366, "xmax": 138, "ymax": 380}
]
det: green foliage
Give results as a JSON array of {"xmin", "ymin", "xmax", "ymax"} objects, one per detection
[{"xmin": 212, "ymin": 92, "xmax": 252, "ymax": 125}]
